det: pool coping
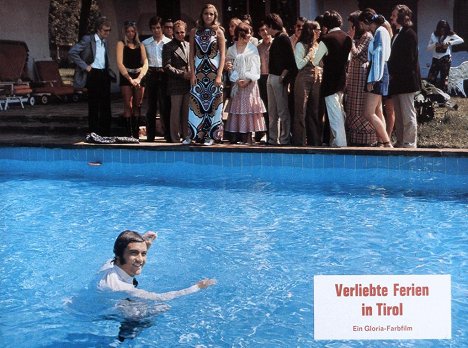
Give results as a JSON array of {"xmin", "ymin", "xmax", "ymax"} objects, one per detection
[{"xmin": 0, "ymin": 134, "xmax": 466, "ymax": 158}]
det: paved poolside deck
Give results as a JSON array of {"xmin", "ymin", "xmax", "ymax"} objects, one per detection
[{"xmin": 0, "ymin": 99, "xmax": 466, "ymax": 157}]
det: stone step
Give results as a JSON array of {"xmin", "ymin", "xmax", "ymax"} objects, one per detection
[
  {"xmin": 0, "ymin": 99, "xmax": 147, "ymax": 136},
  {"xmin": 0, "ymin": 114, "xmax": 88, "ymax": 123},
  {"xmin": 0, "ymin": 116, "xmax": 142, "ymax": 137}
]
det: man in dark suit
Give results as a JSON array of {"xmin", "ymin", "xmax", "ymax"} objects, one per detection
[
  {"xmin": 313, "ymin": 10, "xmax": 352, "ymax": 147},
  {"xmin": 162, "ymin": 20, "xmax": 191, "ymax": 144},
  {"xmin": 265, "ymin": 13, "xmax": 297, "ymax": 145},
  {"xmin": 69, "ymin": 17, "xmax": 113, "ymax": 136},
  {"xmin": 142, "ymin": 16, "xmax": 171, "ymax": 142},
  {"xmin": 388, "ymin": 4, "xmax": 421, "ymax": 148}
]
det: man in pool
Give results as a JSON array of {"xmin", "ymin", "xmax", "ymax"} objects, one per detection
[{"xmin": 98, "ymin": 230, "xmax": 216, "ymax": 300}]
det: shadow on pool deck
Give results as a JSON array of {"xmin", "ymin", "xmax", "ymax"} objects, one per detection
[{"xmin": 0, "ymin": 98, "xmax": 466, "ymax": 157}]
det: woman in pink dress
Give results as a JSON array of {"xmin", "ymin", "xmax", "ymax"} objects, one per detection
[{"xmin": 224, "ymin": 22, "xmax": 266, "ymax": 144}]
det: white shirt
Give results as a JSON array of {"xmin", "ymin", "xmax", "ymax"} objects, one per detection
[
  {"xmin": 97, "ymin": 260, "xmax": 200, "ymax": 301},
  {"xmin": 142, "ymin": 35, "xmax": 171, "ymax": 67},
  {"xmin": 91, "ymin": 33, "xmax": 106, "ymax": 69},
  {"xmin": 427, "ymin": 32, "xmax": 464, "ymax": 59},
  {"xmin": 226, "ymin": 42, "xmax": 261, "ymax": 82}
]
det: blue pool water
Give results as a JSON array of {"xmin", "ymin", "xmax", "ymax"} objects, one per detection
[{"xmin": 0, "ymin": 147, "xmax": 466, "ymax": 347}]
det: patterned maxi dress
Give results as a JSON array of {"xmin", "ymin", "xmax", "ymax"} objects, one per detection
[
  {"xmin": 188, "ymin": 28, "xmax": 224, "ymax": 142},
  {"xmin": 344, "ymin": 31, "xmax": 377, "ymax": 145}
]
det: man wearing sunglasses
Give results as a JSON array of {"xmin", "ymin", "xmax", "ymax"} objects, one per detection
[
  {"xmin": 69, "ymin": 17, "xmax": 114, "ymax": 136},
  {"xmin": 163, "ymin": 18, "xmax": 174, "ymax": 40}
]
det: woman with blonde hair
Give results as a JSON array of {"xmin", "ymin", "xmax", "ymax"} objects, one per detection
[
  {"xmin": 116, "ymin": 21, "xmax": 148, "ymax": 139},
  {"xmin": 187, "ymin": 3, "xmax": 226, "ymax": 145}
]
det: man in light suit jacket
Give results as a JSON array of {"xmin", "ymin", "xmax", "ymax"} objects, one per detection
[
  {"xmin": 162, "ymin": 20, "xmax": 191, "ymax": 144},
  {"xmin": 388, "ymin": 5, "xmax": 421, "ymax": 148},
  {"xmin": 69, "ymin": 17, "xmax": 113, "ymax": 136}
]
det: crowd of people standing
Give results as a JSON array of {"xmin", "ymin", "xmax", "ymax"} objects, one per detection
[{"xmin": 69, "ymin": 3, "xmax": 464, "ymax": 149}]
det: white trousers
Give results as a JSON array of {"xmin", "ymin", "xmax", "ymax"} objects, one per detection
[{"xmin": 325, "ymin": 92, "xmax": 347, "ymax": 147}]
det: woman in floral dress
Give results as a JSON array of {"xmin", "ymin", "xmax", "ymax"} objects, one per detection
[{"xmin": 224, "ymin": 22, "xmax": 266, "ymax": 144}]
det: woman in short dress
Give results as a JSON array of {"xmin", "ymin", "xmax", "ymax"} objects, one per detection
[
  {"xmin": 187, "ymin": 3, "xmax": 226, "ymax": 146},
  {"xmin": 116, "ymin": 21, "xmax": 148, "ymax": 138},
  {"xmin": 361, "ymin": 11, "xmax": 393, "ymax": 147},
  {"xmin": 224, "ymin": 22, "xmax": 266, "ymax": 144}
]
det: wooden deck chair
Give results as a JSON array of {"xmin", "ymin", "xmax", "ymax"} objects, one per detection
[
  {"xmin": 0, "ymin": 40, "xmax": 34, "ymax": 110},
  {"xmin": 33, "ymin": 60, "xmax": 78, "ymax": 104}
]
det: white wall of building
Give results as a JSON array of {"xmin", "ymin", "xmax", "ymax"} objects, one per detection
[{"xmin": 299, "ymin": 0, "xmax": 322, "ymax": 21}]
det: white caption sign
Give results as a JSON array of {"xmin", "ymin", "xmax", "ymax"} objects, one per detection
[{"xmin": 314, "ymin": 275, "xmax": 451, "ymax": 340}]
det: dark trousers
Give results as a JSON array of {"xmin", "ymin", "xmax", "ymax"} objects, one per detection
[
  {"xmin": 427, "ymin": 55, "xmax": 451, "ymax": 91},
  {"xmin": 86, "ymin": 69, "xmax": 111, "ymax": 136},
  {"xmin": 293, "ymin": 68, "xmax": 322, "ymax": 146},
  {"xmin": 321, "ymin": 95, "xmax": 329, "ymax": 145},
  {"xmin": 145, "ymin": 68, "xmax": 170, "ymax": 141}
]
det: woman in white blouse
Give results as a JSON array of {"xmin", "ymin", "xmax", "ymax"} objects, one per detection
[
  {"xmin": 427, "ymin": 20, "xmax": 464, "ymax": 91},
  {"xmin": 292, "ymin": 20, "xmax": 323, "ymax": 146},
  {"xmin": 224, "ymin": 22, "xmax": 266, "ymax": 144}
]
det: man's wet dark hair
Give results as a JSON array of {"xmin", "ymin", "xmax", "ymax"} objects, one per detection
[{"xmin": 113, "ymin": 230, "xmax": 145, "ymax": 264}]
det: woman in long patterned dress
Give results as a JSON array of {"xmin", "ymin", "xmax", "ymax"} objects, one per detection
[
  {"xmin": 224, "ymin": 22, "xmax": 266, "ymax": 144},
  {"xmin": 344, "ymin": 10, "xmax": 377, "ymax": 146},
  {"xmin": 187, "ymin": 3, "xmax": 226, "ymax": 146}
]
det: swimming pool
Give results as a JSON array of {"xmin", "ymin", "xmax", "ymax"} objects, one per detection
[{"xmin": 0, "ymin": 147, "xmax": 466, "ymax": 347}]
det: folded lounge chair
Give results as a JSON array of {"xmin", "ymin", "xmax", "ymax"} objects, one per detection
[
  {"xmin": 33, "ymin": 60, "xmax": 83, "ymax": 104},
  {"xmin": 0, "ymin": 40, "xmax": 35, "ymax": 110}
]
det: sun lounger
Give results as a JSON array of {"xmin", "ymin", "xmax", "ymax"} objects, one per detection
[
  {"xmin": 0, "ymin": 40, "xmax": 35, "ymax": 110},
  {"xmin": 33, "ymin": 60, "xmax": 82, "ymax": 104}
]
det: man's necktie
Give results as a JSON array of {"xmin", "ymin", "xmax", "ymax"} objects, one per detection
[{"xmin": 133, "ymin": 277, "xmax": 138, "ymax": 287}]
